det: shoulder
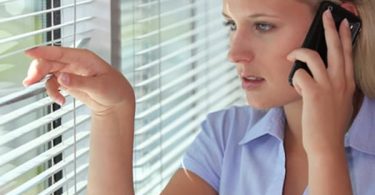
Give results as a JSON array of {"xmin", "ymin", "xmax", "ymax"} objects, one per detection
[
  {"xmin": 182, "ymin": 106, "xmax": 283, "ymax": 191},
  {"xmin": 347, "ymin": 97, "xmax": 375, "ymax": 195},
  {"xmin": 348, "ymin": 96, "xmax": 375, "ymax": 155}
]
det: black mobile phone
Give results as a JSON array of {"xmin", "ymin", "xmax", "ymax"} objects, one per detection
[{"xmin": 288, "ymin": 1, "xmax": 361, "ymax": 86}]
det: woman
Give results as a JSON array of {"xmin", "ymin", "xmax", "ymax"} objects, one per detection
[{"xmin": 23, "ymin": 0, "xmax": 375, "ymax": 194}]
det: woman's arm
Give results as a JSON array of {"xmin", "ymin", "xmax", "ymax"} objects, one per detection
[
  {"xmin": 306, "ymin": 146, "xmax": 351, "ymax": 195},
  {"xmin": 23, "ymin": 46, "xmax": 136, "ymax": 194},
  {"xmin": 88, "ymin": 102, "xmax": 135, "ymax": 195},
  {"xmin": 162, "ymin": 169, "xmax": 217, "ymax": 195}
]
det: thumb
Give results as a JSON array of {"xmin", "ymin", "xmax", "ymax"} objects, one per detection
[
  {"xmin": 292, "ymin": 69, "xmax": 316, "ymax": 97},
  {"xmin": 57, "ymin": 72, "xmax": 93, "ymax": 92}
]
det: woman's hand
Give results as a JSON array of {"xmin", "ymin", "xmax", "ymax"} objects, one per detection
[
  {"xmin": 287, "ymin": 8, "xmax": 354, "ymax": 195},
  {"xmin": 288, "ymin": 9, "xmax": 355, "ymax": 154},
  {"xmin": 24, "ymin": 46, "xmax": 136, "ymax": 194},
  {"xmin": 23, "ymin": 46, "xmax": 135, "ymax": 115}
]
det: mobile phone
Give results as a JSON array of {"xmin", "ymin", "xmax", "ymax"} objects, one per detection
[{"xmin": 288, "ymin": 1, "xmax": 361, "ymax": 86}]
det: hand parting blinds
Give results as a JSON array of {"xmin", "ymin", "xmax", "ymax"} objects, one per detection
[{"xmin": 0, "ymin": 0, "xmax": 95, "ymax": 194}]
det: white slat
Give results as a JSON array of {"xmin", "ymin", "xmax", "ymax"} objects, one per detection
[
  {"xmin": 134, "ymin": 27, "xmax": 227, "ymax": 72},
  {"xmin": 4, "ymin": 134, "xmax": 90, "ymax": 195},
  {"xmin": 0, "ymin": 0, "xmax": 93, "ymax": 24},
  {"xmin": 134, "ymin": 39, "xmax": 227, "ymax": 89},
  {"xmin": 0, "ymin": 101, "xmax": 85, "ymax": 146},
  {"xmin": 0, "ymin": 115, "xmax": 90, "ymax": 168},
  {"xmin": 135, "ymin": 53, "xmax": 228, "ymax": 135},
  {"xmin": 0, "ymin": 17, "xmax": 93, "ymax": 45},
  {"xmin": 0, "ymin": 0, "xmax": 95, "ymax": 194},
  {"xmin": 133, "ymin": 79, "xmax": 239, "ymax": 166}
]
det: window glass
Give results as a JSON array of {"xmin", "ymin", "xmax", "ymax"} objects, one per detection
[
  {"xmin": 0, "ymin": 0, "xmax": 44, "ymax": 95},
  {"xmin": 0, "ymin": 1, "xmax": 46, "ymax": 194},
  {"xmin": 0, "ymin": 1, "xmax": 93, "ymax": 194}
]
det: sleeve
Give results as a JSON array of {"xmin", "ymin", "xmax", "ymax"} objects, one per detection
[{"xmin": 181, "ymin": 114, "xmax": 227, "ymax": 191}]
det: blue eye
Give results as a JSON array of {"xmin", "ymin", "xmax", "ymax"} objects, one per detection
[
  {"xmin": 223, "ymin": 20, "xmax": 237, "ymax": 31},
  {"xmin": 255, "ymin": 23, "xmax": 274, "ymax": 32}
]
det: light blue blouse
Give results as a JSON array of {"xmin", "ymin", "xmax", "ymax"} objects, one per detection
[{"xmin": 182, "ymin": 96, "xmax": 375, "ymax": 195}]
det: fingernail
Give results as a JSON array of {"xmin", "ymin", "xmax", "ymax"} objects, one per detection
[
  {"xmin": 59, "ymin": 73, "xmax": 70, "ymax": 85},
  {"xmin": 325, "ymin": 8, "xmax": 333, "ymax": 19},
  {"xmin": 25, "ymin": 46, "xmax": 39, "ymax": 53},
  {"xmin": 294, "ymin": 83, "xmax": 302, "ymax": 95},
  {"xmin": 55, "ymin": 97, "xmax": 65, "ymax": 106},
  {"xmin": 342, "ymin": 18, "xmax": 349, "ymax": 28},
  {"xmin": 286, "ymin": 53, "xmax": 294, "ymax": 61},
  {"xmin": 22, "ymin": 78, "xmax": 30, "ymax": 86}
]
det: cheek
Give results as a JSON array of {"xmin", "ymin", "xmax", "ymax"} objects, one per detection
[
  {"xmin": 280, "ymin": 20, "xmax": 312, "ymax": 55},
  {"xmin": 266, "ymin": 30, "xmax": 307, "ymax": 80},
  {"xmin": 281, "ymin": 35, "xmax": 305, "ymax": 55},
  {"xmin": 266, "ymin": 52, "xmax": 294, "ymax": 91}
]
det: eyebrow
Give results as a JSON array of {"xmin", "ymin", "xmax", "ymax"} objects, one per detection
[
  {"xmin": 222, "ymin": 12, "xmax": 278, "ymax": 19},
  {"xmin": 222, "ymin": 12, "xmax": 231, "ymax": 19}
]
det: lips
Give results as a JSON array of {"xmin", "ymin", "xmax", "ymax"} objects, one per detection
[
  {"xmin": 241, "ymin": 75, "xmax": 265, "ymax": 90},
  {"xmin": 243, "ymin": 76, "xmax": 264, "ymax": 81}
]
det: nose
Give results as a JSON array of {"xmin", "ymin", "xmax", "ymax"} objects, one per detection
[{"xmin": 227, "ymin": 30, "xmax": 254, "ymax": 64}]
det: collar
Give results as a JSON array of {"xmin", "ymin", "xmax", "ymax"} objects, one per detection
[
  {"xmin": 238, "ymin": 97, "xmax": 375, "ymax": 155},
  {"xmin": 346, "ymin": 96, "xmax": 375, "ymax": 155},
  {"xmin": 238, "ymin": 107, "xmax": 285, "ymax": 145}
]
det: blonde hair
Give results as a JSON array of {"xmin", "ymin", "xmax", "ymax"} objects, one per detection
[
  {"xmin": 307, "ymin": 0, "xmax": 375, "ymax": 98},
  {"xmin": 353, "ymin": 1, "xmax": 375, "ymax": 98}
]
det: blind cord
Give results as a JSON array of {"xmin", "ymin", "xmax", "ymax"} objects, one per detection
[
  {"xmin": 51, "ymin": 0, "xmax": 58, "ymax": 189},
  {"xmin": 157, "ymin": 0, "xmax": 165, "ymax": 191},
  {"xmin": 73, "ymin": 0, "xmax": 78, "ymax": 194}
]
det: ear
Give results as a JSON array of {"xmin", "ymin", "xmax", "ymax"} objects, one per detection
[{"xmin": 340, "ymin": 2, "xmax": 359, "ymax": 16}]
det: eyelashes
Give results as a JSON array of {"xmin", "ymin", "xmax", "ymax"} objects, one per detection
[
  {"xmin": 223, "ymin": 20, "xmax": 237, "ymax": 31},
  {"xmin": 223, "ymin": 20, "xmax": 275, "ymax": 32},
  {"xmin": 255, "ymin": 23, "xmax": 274, "ymax": 32}
]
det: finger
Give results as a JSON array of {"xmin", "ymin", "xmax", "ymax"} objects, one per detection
[
  {"xmin": 322, "ymin": 9, "xmax": 345, "ymax": 80},
  {"xmin": 56, "ymin": 72, "xmax": 109, "ymax": 103},
  {"xmin": 45, "ymin": 76, "xmax": 65, "ymax": 105},
  {"xmin": 56, "ymin": 72, "xmax": 100, "ymax": 94},
  {"xmin": 57, "ymin": 73, "xmax": 113, "ymax": 109},
  {"xmin": 292, "ymin": 68, "xmax": 317, "ymax": 97},
  {"xmin": 57, "ymin": 71, "xmax": 125, "ymax": 105},
  {"xmin": 23, "ymin": 59, "xmax": 66, "ymax": 86},
  {"xmin": 25, "ymin": 46, "xmax": 108, "ymax": 75},
  {"xmin": 339, "ymin": 18, "xmax": 355, "ymax": 84},
  {"xmin": 54, "ymin": 72, "xmax": 104, "ymax": 108},
  {"xmin": 287, "ymin": 48, "xmax": 330, "ymax": 85}
]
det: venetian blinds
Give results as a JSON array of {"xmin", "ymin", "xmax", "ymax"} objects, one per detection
[
  {"xmin": 122, "ymin": 0, "xmax": 243, "ymax": 194},
  {"xmin": 0, "ymin": 0, "xmax": 95, "ymax": 194}
]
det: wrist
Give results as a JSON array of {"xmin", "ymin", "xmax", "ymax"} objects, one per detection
[
  {"xmin": 304, "ymin": 140, "xmax": 346, "ymax": 161},
  {"xmin": 91, "ymin": 100, "xmax": 135, "ymax": 135},
  {"xmin": 92, "ymin": 100, "xmax": 135, "ymax": 118},
  {"xmin": 303, "ymin": 131, "xmax": 346, "ymax": 155},
  {"xmin": 92, "ymin": 82, "xmax": 136, "ymax": 118}
]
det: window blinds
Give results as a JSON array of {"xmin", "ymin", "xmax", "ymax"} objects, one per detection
[
  {"xmin": 0, "ymin": 0, "xmax": 94, "ymax": 194},
  {"xmin": 122, "ymin": 0, "xmax": 244, "ymax": 194},
  {"xmin": 1, "ymin": 0, "xmax": 243, "ymax": 194}
]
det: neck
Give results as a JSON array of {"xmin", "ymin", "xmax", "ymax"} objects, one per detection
[{"xmin": 283, "ymin": 99, "xmax": 303, "ymax": 147}]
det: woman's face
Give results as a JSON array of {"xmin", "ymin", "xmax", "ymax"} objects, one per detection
[{"xmin": 224, "ymin": 0, "xmax": 315, "ymax": 109}]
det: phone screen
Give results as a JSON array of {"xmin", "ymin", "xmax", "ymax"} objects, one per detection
[{"xmin": 288, "ymin": 1, "xmax": 361, "ymax": 86}]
